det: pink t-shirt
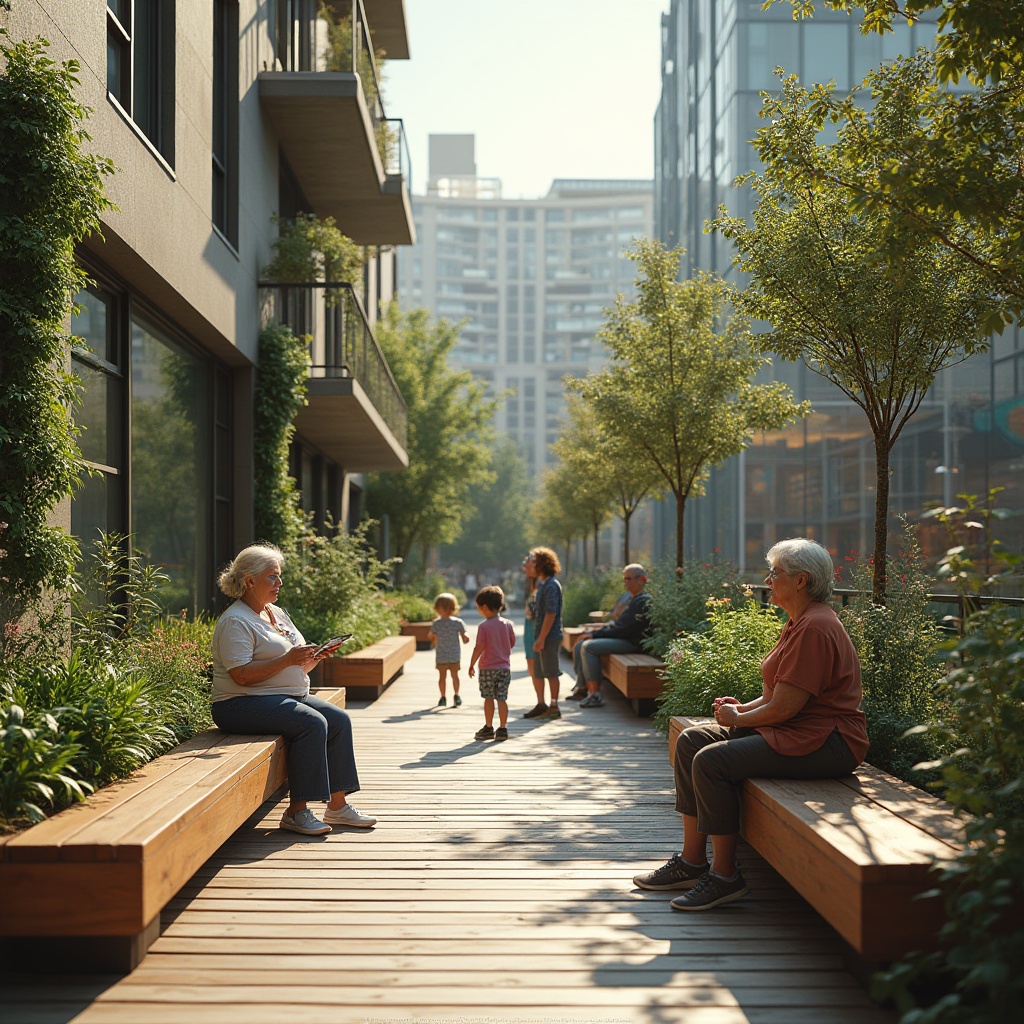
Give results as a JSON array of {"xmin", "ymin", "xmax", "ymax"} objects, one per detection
[
  {"xmin": 757, "ymin": 602, "xmax": 869, "ymax": 763},
  {"xmin": 475, "ymin": 616, "xmax": 516, "ymax": 670}
]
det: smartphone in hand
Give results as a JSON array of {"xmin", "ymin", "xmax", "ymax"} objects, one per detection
[{"xmin": 313, "ymin": 634, "xmax": 354, "ymax": 657}]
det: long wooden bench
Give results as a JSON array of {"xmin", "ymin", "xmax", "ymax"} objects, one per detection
[
  {"xmin": 316, "ymin": 633, "xmax": 415, "ymax": 700},
  {"xmin": 667, "ymin": 715, "xmax": 963, "ymax": 963},
  {"xmin": 400, "ymin": 620, "xmax": 434, "ymax": 649},
  {"xmin": 560, "ymin": 625, "xmax": 595, "ymax": 654},
  {"xmin": 600, "ymin": 652, "xmax": 666, "ymax": 715},
  {"xmin": 0, "ymin": 687, "xmax": 347, "ymax": 973}
]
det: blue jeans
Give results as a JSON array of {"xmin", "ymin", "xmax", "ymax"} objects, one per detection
[
  {"xmin": 573, "ymin": 637, "xmax": 639, "ymax": 689},
  {"xmin": 211, "ymin": 693, "xmax": 360, "ymax": 804}
]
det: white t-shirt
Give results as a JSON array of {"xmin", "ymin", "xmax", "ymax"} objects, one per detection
[{"xmin": 211, "ymin": 600, "xmax": 309, "ymax": 702}]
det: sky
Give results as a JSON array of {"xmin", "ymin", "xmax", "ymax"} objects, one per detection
[{"xmin": 384, "ymin": 0, "xmax": 669, "ymax": 199}]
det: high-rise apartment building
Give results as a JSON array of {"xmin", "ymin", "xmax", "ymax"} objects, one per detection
[
  {"xmin": 400, "ymin": 135, "xmax": 653, "ymax": 480},
  {"xmin": 655, "ymin": 1, "xmax": 1023, "ymax": 570},
  {"xmin": 3, "ymin": 0, "xmax": 416, "ymax": 613}
]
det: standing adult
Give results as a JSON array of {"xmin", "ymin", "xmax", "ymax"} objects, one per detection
[
  {"xmin": 520, "ymin": 553, "xmax": 546, "ymax": 718},
  {"xmin": 632, "ymin": 538, "xmax": 867, "ymax": 910},
  {"xmin": 524, "ymin": 546, "xmax": 564, "ymax": 720},
  {"xmin": 210, "ymin": 544, "xmax": 376, "ymax": 836},
  {"xmin": 568, "ymin": 563, "xmax": 652, "ymax": 708}
]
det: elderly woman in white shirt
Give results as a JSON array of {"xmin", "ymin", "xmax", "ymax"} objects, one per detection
[{"xmin": 210, "ymin": 544, "xmax": 376, "ymax": 835}]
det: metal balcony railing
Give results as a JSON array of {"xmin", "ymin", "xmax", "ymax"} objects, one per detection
[
  {"xmin": 382, "ymin": 116, "xmax": 411, "ymax": 181},
  {"xmin": 259, "ymin": 281, "xmax": 408, "ymax": 450}
]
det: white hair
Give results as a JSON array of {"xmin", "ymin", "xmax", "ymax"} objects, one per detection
[
  {"xmin": 766, "ymin": 538, "xmax": 834, "ymax": 603},
  {"xmin": 218, "ymin": 544, "xmax": 284, "ymax": 599}
]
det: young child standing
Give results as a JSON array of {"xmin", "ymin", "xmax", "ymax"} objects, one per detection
[
  {"xmin": 429, "ymin": 593, "xmax": 469, "ymax": 707},
  {"xmin": 468, "ymin": 586, "xmax": 516, "ymax": 741}
]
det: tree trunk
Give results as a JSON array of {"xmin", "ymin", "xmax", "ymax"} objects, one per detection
[
  {"xmin": 675, "ymin": 492, "xmax": 686, "ymax": 570},
  {"xmin": 872, "ymin": 434, "xmax": 892, "ymax": 604},
  {"xmin": 622, "ymin": 511, "xmax": 632, "ymax": 565},
  {"xmin": 592, "ymin": 523, "xmax": 599, "ymax": 568}
]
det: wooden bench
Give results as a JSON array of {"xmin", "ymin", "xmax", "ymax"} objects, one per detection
[
  {"xmin": 600, "ymin": 652, "xmax": 666, "ymax": 715},
  {"xmin": 560, "ymin": 625, "xmax": 595, "ymax": 654},
  {"xmin": 316, "ymin": 633, "xmax": 415, "ymax": 700},
  {"xmin": 0, "ymin": 687, "xmax": 347, "ymax": 973},
  {"xmin": 400, "ymin": 620, "xmax": 434, "ymax": 649},
  {"xmin": 667, "ymin": 716, "xmax": 963, "ymax": 963}
]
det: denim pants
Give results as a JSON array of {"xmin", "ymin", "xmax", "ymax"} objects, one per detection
[
  {"xmin": 573, "ymin": 637, "xmax": 639, "ymax": 688},
  {"xmin": 673, "ymin": 723, "xmax": 858, "ymax": 836},
  {"xmin": 211, "ymin": 692, "xmax": 360, "ymax": 804}
]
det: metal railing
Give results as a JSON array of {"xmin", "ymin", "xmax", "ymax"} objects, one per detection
[
  {"xmin": 259, "ymin": 281, "xmax": 407, "ymax": 450},
  {"xmin": 382, "ymin": 116, "xmax": 411, "ymax": 181}
]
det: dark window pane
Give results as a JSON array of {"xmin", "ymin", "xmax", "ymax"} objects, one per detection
[{"xmin": 72, "ymin": 359, "xmax": 123, "ymax": 469}]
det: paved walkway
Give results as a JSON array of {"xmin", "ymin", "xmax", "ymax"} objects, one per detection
[{"xmin": 0, "ymin": 612, "xmax": 895, "ymax": 1023}]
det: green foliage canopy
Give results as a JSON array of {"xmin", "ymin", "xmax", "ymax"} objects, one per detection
[
  {"xmin": 569, "ymin": 240, "xmax": 809, "ymax": 569},
  {"xmin": 366, "ymin": 307, "xmax": 497, "ymax": 581},
  {"xmin": 0, "ymin": 31, "xmax": 115, "ymax": 620},
  {"xmin": 714, "ymin": 66, "xmax": 998, "ymax": 600}
]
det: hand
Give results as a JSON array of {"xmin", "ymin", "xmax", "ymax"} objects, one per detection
[
  {"xmin": 291, "ymin": 644, "xmax": 320, "ymax": 664},
  {"xmin": 533, "ymin": 638, "xmax": 544, "ymax": 653},
  {"xmin": 468, "ymin": 665, "xmax": 476, "ymax": 677},
  {"xmin": 714, "ymin": 702, "xmax": 740, "ymax": 728},
  {"xmin": 713, "ymin": 696, "xmax": 740, "ymax": 709}
]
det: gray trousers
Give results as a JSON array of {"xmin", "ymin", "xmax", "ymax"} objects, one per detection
[
  {"xmin": 673, "ymin": 723, "xmax": 858, "ymax": 836},
  {"xmin": 572, "ymin": 636, "xmax": 638, "ymax": 688}
]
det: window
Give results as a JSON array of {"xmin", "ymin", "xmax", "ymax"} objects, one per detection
[
  {"xmin": 107, "ymin": 0, "xmax": 176, "ymax": 163},
  {"xmin": 212, "ymin": 1, "xmax": 239, "ymax": 245}
]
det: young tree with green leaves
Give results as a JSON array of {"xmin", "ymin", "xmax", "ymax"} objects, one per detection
[
  {"xmin": 713, "ymin": 70, "xmax": 997, "ymax": 601},
  {"xmin": 0, "ymin": 28, "xmax": 115, "ymax": 624},
  {"xmin": 440, "ymin": 436, "xmax": 530, "ymax": 574},
  {"xmin": 366, "ymin": 307, "xmax": 496, "ymax": 582},
  {"xmin": 569, "ymin": 240, "xmax": 809, "ymax": 570},
  {"xmin": 529, "ymin": 467, "xmax": 587, "ymax": 575}
]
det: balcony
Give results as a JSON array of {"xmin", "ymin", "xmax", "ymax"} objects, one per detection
[
  {"xmin": 361, "ymin": 0, "xmax": 410, "ymax": 59},
  {"xmin": 260, "ymin": 282, "xmax": 408, "ymax": 472},
  {"xmin": 258, "ymin": 0, "xmax": 415, "ymax": 245}
]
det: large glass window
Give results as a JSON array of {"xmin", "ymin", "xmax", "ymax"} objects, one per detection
[
  {"xmin": 803, "ymin": 23, "xmax": 850, "ymax": 91},
  {"xmin": 212, "ymin": 0, "xmax": 239, "ymax": 245},
  {"xmin": 131, "ymin": 317, "xmax": 213, "ymax": 614},
  {"xmin": 106, "ymin": 0, "xmax": 176, "ymax": 162}
]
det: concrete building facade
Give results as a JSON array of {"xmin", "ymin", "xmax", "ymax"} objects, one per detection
[
  {"xmin": 3, "ymin": 0, "xmax": 415, "ymax": 613},
  {"xmin": 654, "ymin": 0, "xmax": 1024, "ymax": 572},
  {"xmin": 400, "ymin": 136, "xmax": 653, "ymax": 483}
]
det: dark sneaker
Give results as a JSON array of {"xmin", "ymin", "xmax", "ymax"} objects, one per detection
[
  {"xmin": 437, "ymin": 695, "xmax": 447, "ymax": 707},
  {"xmin": 474, "ymin": 724, "xmax": 495, "ymax": 740},
  {"xmin": 538, "ymin": 704, "xmax": 561, "ymax": 720},
  {"xmin": 580, "ymin": 692, "xmax": 604, "ymax": 707},
  {"xmin": 670, "ymin": 870, "xmax": 748, "ymax": 911},
  {"xmin": 522, "ymin": 703, "xmax": 548, "ymax": 719},
  {"xmin": 453, "ymin": 694, "xmax": 462, "ymax": 707},
  {"xmin": 494, "ymin": 727, "xmax": 508, "ymax": 741},
  {"xmin": 633, "ymin": 853, "xmax": 709, "ymax": 891},
  {"xmin": 566, "ymin": 687, "xmax": 587, "ymax": 701}
]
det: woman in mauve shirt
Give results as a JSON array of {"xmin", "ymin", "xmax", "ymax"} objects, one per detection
[{"xmin": 633, "ymin": 538, "xmax": 867, "ymax": 912}]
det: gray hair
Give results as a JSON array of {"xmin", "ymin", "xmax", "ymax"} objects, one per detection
[
  {"xmin": 624, "ymin": 562, "xmax": 647, "ymax": 580},
  {"xmin": 765, "ymin": 538, "xmax": 834, "ymax": 603},
  {"xmin": 218, "ymin": 544, "xmax": 284, "ymax": 599}
]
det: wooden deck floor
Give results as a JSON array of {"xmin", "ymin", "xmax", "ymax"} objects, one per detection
[{"xmin": 0, "ymin": 621, "xmax": 896, "ymax": 1024}]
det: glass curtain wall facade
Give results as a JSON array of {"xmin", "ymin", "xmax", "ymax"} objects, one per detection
[
  {"xmin": 400, "ymin": 180, "xmax": 653, "ymax": 480},
  {"xmin": 654, "ymin": 0, "xmax": 1024, "ymax": 575}
]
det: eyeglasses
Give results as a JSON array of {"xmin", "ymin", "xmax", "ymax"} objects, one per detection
[
  {"xmin": 623, "ymin": 575, "xmax": 641, "ymax": 581},
  {"xmin": 766, "ymin": 568, "xmax": 788, "ymax": 580}
]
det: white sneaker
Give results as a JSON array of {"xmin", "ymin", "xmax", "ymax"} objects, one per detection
[
  {"xmin": 279, "ymin": 808, "xmax": 331, "ymax": 835},
  {"xmin": 323, "ymin": 803, "xmax": 377, "ymax": 827}
]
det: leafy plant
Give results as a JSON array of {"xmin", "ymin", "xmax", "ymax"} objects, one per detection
[
  {"xmin": 263, "ymin": 212, "xmax": 364, "ymax": 289},
  {"xmin": 561, "ymin": 571, "xmax": 621, "ymax": 629},
  {"xmin": 0, "ymin": 703, "xmax": 90, "ymax": 826},
  {"xmin": 0, "ymin": 29, "xmax": 115, "ymax": 624},
  {"xmin": 253, "ymin": 323, "xmax": 308, "ymax": 549},
  {"xmin": 643, "ymin": 555, "xmax": 747, "ymax": 657},
  {"xmin": 654, "ymin": 598, "xmax": 783, "ymax": 732},
  {"xmin": 387, "ymin": 590, "xmax": 436, "ymax": 623}
]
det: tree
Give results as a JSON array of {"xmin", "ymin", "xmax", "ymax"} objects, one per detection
[
  {"xmin": 0, "ymin": 29, "xmax": 114, "ymax": 624},
  {"xmin": 568, "ymin": 240, "xmax": 809, "ymax": 569},
  {"xmin": 552, "ymin": 395, "xmax": 663, "ymax": 565},
  {"xmin": 439, "ymin": 436, "xmax": 530, "ymax": 574},
  {"xmin": 529, "ymin": 467, "xmax": 587, "ymax": 575},
  {"xmin": 768, "ymin": 5, "xmax": 1024, "ymax": 324},
  {"xmin": 365, "ymin": 307, "xmax": 496, "ymax": 583},
  {"xmin": 713, "ymin": 71, "xmax": 998, "ymax": 601}
]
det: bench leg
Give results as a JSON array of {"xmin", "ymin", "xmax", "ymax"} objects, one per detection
[
  {"xmin": 631, "ymin": 697, "xmax": 657, "ymax": 717},
  {"xmin": 0, "ymin": 914, "xmax": 161, "ymax": 975}
]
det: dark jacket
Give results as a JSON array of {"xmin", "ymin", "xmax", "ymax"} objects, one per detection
[{"xmin": 592, "ymin": 591, "xmax": 652, "ymax": 647}]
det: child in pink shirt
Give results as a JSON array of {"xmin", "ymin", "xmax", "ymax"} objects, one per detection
[{"xmin": 468, "ymin": 586, "xmax": 516, "ymax": 742}]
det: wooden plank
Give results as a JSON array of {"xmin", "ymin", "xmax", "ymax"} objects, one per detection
[{"xmin": 602, "ymin": 652, "xmax": 666, "ymax": 699}]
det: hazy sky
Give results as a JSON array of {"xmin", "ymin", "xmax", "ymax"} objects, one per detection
[{"xmin": 385, "ymin": 0, "xmax": 669, "ymax": 199}]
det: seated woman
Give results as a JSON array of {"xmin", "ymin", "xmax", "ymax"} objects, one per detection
[
  {"xmin": 633, "ymin": 538, "xmax": 867, "ymax": 910},
  {"xmin": 210, "ymin": 544, "xmax": 376, "ymax": 836}
]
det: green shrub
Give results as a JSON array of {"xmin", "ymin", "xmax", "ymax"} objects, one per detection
[
  {"xmin": 561, "ymin": 570, "xmax": 621, "ymax": 628},
  {"xmin": 0, "ymin": 703, "xmax": 90, "ymax": 826},
  {"xmin": 643, "ymin": 556, "xmax": 747, "ymax": 657},
  {"xmin": 388, "ymin": 590, "xmax": 436, "ymax": 623},
  {"xmin": 331, "ymin": 593, "xmax": 402, "ymax": 654},
  {"xmin": 654, "ymin": 598, "xmax": 783, "ymax": 733}
]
